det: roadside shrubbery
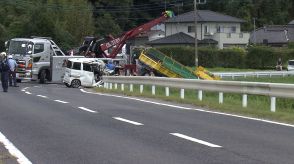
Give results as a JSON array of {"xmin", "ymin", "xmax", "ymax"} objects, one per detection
[{"xmin": 156, "ymin": 45, "xmax": 294, "ymax": 69}]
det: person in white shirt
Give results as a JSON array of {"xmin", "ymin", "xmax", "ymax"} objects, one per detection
[{"xmin": 7, "ymin": 55, "xmax": 18, "ymax": 87}]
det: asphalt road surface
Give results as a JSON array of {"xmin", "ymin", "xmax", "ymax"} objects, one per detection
[{"xmin": 0, "ymin": 82, "xmax": 294, "ymax": 164}]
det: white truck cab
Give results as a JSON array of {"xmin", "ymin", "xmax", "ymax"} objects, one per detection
[{"xmin": 6, "ymin": 37, "xmax": 65, "ymax": 83}]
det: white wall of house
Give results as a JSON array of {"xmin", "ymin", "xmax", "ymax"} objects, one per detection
[{"xmin": 165, "ymin": 22, "xmax": 249, "ymax": 48}]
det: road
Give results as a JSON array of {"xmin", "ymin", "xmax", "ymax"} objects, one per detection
[{"xmin": 0, "ymin": 82, "xmax": 294, "ymax": 164}]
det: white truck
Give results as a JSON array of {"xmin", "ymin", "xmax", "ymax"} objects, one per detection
[{"xmin": 6, "ymin": 37, "xmax": 66, "ymax": 83}]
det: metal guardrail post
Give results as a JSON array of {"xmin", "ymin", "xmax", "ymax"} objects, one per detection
[
  {"xmin": 242, "ymin": 94, "xmax": 248, "ymax": 108},
  {"xmin": 140, "ymin": 85, "xmax": 143, "ymax": 94},
  {"xmin": 180, "ymin": 89, "xmax": 185, "ymax": 99},
  {"xmin": 219, "ymin": 92, "xmax": 223, "ymax": 104},
  {"xmin": 271, "ymin": 97, "xmax": 276, "ymax": 112},
  {"xmin": 115, "ymin": 83, "xmax": 118, "ymax": 90},
  {"xmin": 152, "ymin": 85, "xmax": 156, "ymax": 95},
  {"xmin": 130, "ymin": 84, "xmax": 133, "ymax": 92},
  {"xmin": 121, "ymin": 84, "xmax": 124, "ymax": 91},
  {"xmin": 165, "ymin": 87, "xmax": 169, "ymax": 97},
  {"xmin": 198, "ymin": 90, "xmax": 203, "ymax": 101},
  {"xmin": 109, "ymin": 83, "xmax": 113, "ymax": 90}
]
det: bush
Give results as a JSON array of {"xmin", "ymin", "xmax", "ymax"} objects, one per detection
[{"xmin": 154, "ymin": 45, "xmax": 294, "ymax": 69}]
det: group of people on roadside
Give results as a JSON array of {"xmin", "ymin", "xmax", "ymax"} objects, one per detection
[{"xmin": 0, "ymin": 52, "xmax": 18, "ymax": 92}]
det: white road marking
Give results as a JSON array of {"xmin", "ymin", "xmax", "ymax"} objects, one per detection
[
  {"xmin": 25, "ymin": 92, "xmax": 31, "ymax": 95},
  {"xmin": 113, "ymin": 117, "xmax": 144, "ymax": 126},
  {"xmin": 54, "ymin": 100, "xmax": 69, "ymax": 104},
  {"xmin": 81, "ymin": 89, "xmax": 294, "ymax": 128},
  {"xmin": 78, "ymin": 107, "xmax": 98, "ymax": 113},
  {"xmin": 37, "ymin": 95, "xmax": 47, "ymax": 98},
  {"xmin": 170, "ymin": 133, "xmax": 222, "ymax": 148},
  {"xmin": 21, "ymin": 87, "xmax": 28, "ymax": 92},
  {"xmin": 0, "ymin": 132, "xmax": 32, "ymax": 164}
]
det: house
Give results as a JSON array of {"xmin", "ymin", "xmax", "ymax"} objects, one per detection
[
  {"xmin": 162, "ymin": 10, "xmax": 250, "ymax": 49},
  {"xmin": 249, "ymin": 20, "xmax": 294, "ymax": 47},
  {"xmin": 147, "ymin": 32, "xmax": 217, "ymax": 47}
]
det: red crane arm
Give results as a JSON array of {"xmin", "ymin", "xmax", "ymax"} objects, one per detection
[{"xmin": 100, "ymin": 11, "xmax": 173, "ymax": 58}]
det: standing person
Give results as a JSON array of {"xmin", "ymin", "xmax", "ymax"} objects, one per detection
[
  {"xmin": 7, "ymin": 55, "xmax": 18, "ymax": 87},
  {"xmin": 276, "ymin": 57, "xmax": 282, "ymax": 71},
  {"xmin": 0, "ymin": 52, "xmax": 10, "ymax": 92}
]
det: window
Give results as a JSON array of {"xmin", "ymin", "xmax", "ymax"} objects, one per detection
[
  {"xmin": 204, "ymin": 25, "xmax": 209, "ymax": 34},
  {"xmin": 83, "ymin": 63, "xmax": 92, "ymax": 72},
  {"xmin": 231, "ymin": 26, "xmax": 237, "ymax": 33},
  {"xmin": 67, "ymin": 61, "xmax": 72, "ymax": 68},
  {"xmin": 188, "ymin": 26, "xmax": 195, "ymax": 33},
  {"xmin": 34, "ymin": 44, "xmax": 44, "ymax": 54},
  {"xmin": 216, "ymin": 26, "xmax": 224, "ymax": 33},
  {"xmin": 72, "ymin": 62, "xmax": 81, "ymax": 70}
]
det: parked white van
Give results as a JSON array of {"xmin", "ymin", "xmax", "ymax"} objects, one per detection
[
  {"xmin": 63, "ymin": 58, "xmax": 105, "ymax": 88},
  {"xmin": 287, "ymin": 60, "xmax": 294, "ymax": 71}
]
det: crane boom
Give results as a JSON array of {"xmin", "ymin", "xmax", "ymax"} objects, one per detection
[{"xmin": 83, "ymin": 11, "xmax": 174, "ymax": 59}]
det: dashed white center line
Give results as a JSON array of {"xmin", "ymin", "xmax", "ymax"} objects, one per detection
[
  {"xmin": 37, "ymin": 95, "xmax": 48, "ymax": 98},
  {"xmin": 78, "ymin": 107, "xmax": 98, "ymax": 113},
  {"xmin": 170, "ymin": 133, "xmax": 222, "ymax": 148},
  {"xmin": 113, "ymin": 117, "xmax": 144, "ymax": 126},
  {"xmin": 25, "ymin": 92, "xmax": 32, "ymax": 95},
  {"xmin": 54, "ymin": 100, "xmax": 69, "ymax": 104}
]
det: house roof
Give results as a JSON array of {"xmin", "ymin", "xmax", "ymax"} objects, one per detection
[
  {"xmin": 289, "ymin": 20, "xmax": 294, "ymax": 25},
  {"xmin": 250, "ymin": 25, "xmax": 294, "ymax": 44},
  {"xmin": 147, "ymin": 32, "xmax": 217, "ymax": 45},
  {"xmin": 166, "ymin": 10, "xmax": 245, "ymax": 23}
]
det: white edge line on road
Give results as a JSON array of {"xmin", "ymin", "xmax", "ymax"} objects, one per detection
[
  {"xmin": 37, "ymin": 95, "xmax": 47, "ymax": 98},
  {"xmin": 78, "ymin": 107, "xmax": 98, "ymax": 113},
  {"xmin": 113, "ymin": 117, "xmax": 144, "ymax": 126},
  {"xmin": 54, "ymin": 100, "xmax": 69, "ymax": 104},
  {"xmin": 81, "ymin": 89, "xmax": 294, "ymax": 128},
  {"xmin": 25, "ymin": 92, "xmax": 31, "ymax": 95},
  {"xmin": 170, "ymin": 133, "xmax": 222, "ymax": 148},
  {"xmin": 0, "ymin": 132, "xmax": 32, "ymax": 164}
]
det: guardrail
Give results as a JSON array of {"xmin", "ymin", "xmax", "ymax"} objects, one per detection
[
  {"xmin": 213, "ymin": 71, "xmax": 294, "ymax": 79},
  {"xmin": 102, "ymin": 76, "xmax": 294, "ymax": 112}
]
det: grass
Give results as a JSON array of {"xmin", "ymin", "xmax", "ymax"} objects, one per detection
[
  {"xmin": 206, "ymin": 67, "xmax": 265, "ymax": 72},
  {"xmin": 95, "ymin": 83, "xmax": 294, "ymax": 124},
  {"xmin": 229, "ymin": 76, "xmax": 294, "ymax": 84}
]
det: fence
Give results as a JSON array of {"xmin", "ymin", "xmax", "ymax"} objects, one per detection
[
  {"xmin": 214, "ymin": 71, "xmax": 294, "ymax": 79},
  {"xmin": 102, "ymin": 76, "xmax": 294, "ymax": 112}
]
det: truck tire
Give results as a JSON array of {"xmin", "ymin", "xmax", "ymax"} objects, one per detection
[
  {"xmin": 71, "ymin": 79, "xmax": 81, "ymax": 88},
  {"xmin": 16, "ymin": 79, "xmax": 22, "ymax": 83},
  {"xmin": 39, "ymin": 70, "xmax": 46, "ymax": 84}
]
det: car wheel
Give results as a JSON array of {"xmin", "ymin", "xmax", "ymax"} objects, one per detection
[
  {"xmin": 16, "ymin": 79, "xmax": 22, "ymax": 83},
  {"xmin": 71, "ymin": 79, "xmax": 81, "ymax": 88}
]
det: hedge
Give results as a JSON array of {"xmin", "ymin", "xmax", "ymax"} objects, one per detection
[{"xmin": 156, "ymin": 46, "xmax": 294, "ymax": 69}]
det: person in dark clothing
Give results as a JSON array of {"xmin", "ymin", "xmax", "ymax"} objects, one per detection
[{"xmin": 0, "ymin": 52, "xmax": 10, "ymax": 92}]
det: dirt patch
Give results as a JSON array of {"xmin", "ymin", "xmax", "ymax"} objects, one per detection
[{"xmin": 0, "ymin": 143, "xmax": 18, "ymax": 164}]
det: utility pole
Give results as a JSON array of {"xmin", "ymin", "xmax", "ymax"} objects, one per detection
[
  {"xmin": 194, "ymin": 0, "xmax": 206, "ymax": 67},
  {"xmin": 253, "ymin": 17, "xmax": 256, "ymax": 45},
  {"xmin": 194, "ymin": 0, "xmax": 198, "ymax": 67}
]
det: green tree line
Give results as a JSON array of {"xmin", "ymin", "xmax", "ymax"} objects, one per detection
[{"xmin": 0, "ymin": 0, "xmax": 293, "ymax": 51}]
